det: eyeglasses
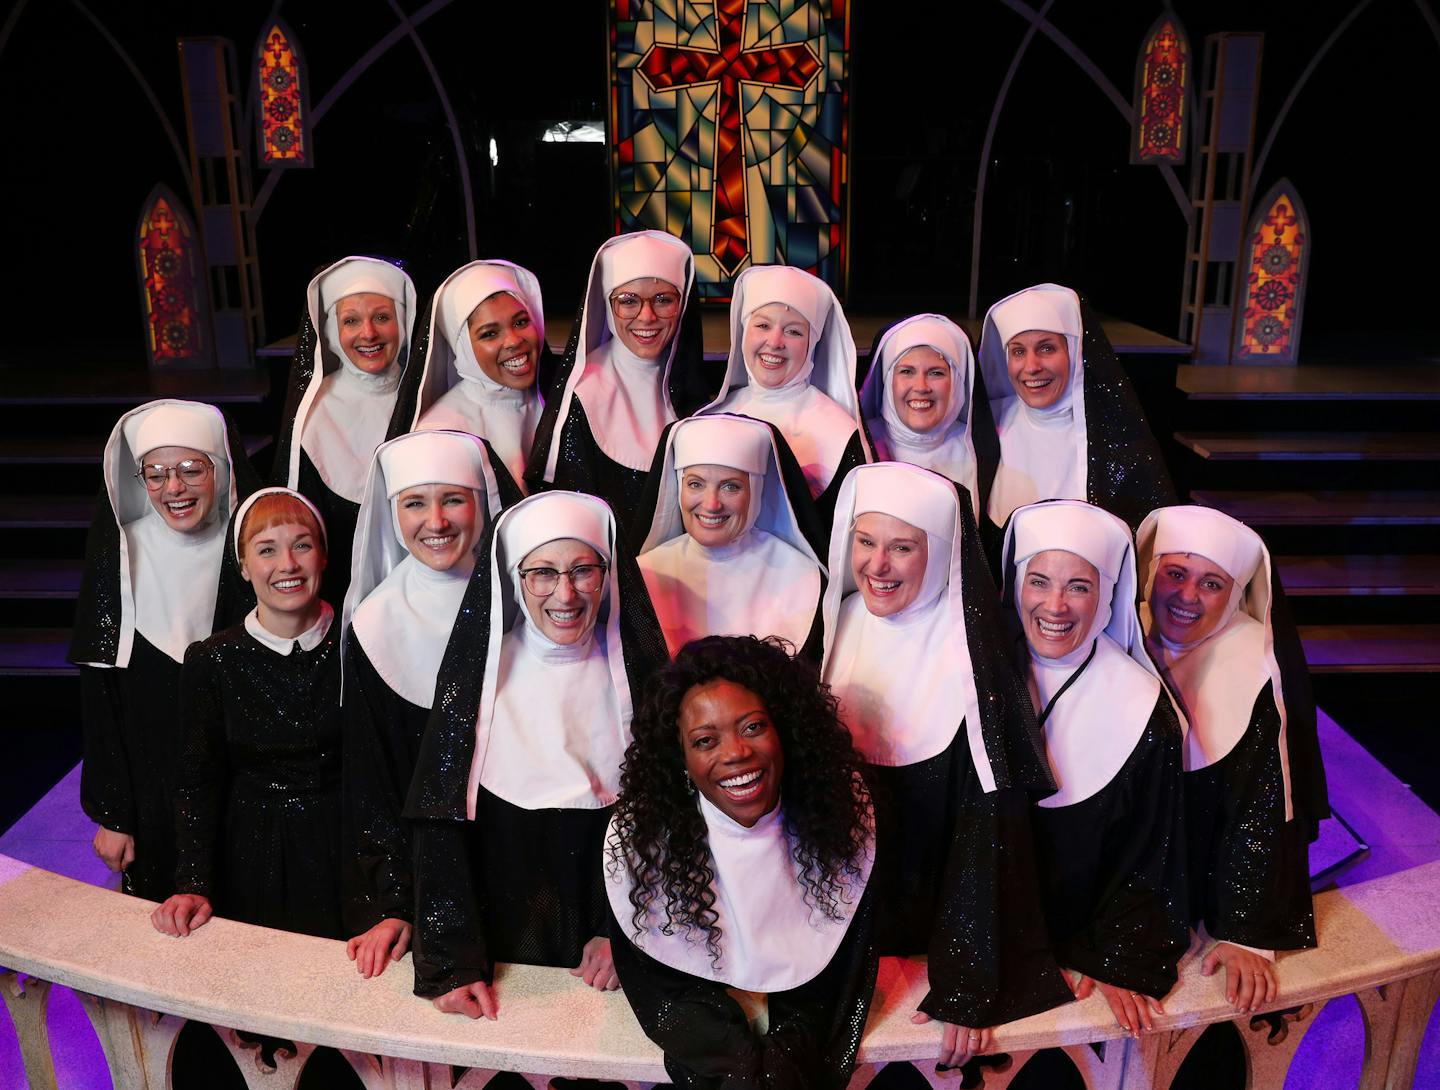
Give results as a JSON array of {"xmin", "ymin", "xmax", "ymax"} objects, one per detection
[
  {"xmin": 609, "ymin": 290, "xmax": 681, "ymax": 319},
  {"xmin": 517, "ymin": 562, "xmax": 608, "ymax": 596},
  {"xmin": 135, "ymin": 458, "xmax": 213, "ymax": 491}
]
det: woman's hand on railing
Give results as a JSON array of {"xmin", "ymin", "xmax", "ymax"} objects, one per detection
[
  {"xmin": 92, "ymin": 827, "xmax": 134, "ymax": 873},
  {"xmin": 910, "ymin": 1010, "xmax": 992, "ymax": 1070},
  {"xmin": 1202, "ymin": 942, "xmax": 1277, "ymax": 1012},
  {"xmin": 568, "ymin": 936, "xmax": 621, "ymax": 991},
  {"xmin": 1066, "ymin": 969, "xmax": 1165, "ymax": 1035},
  {"xmin": 433, "ymin": 981, "xmax": 498, "ymax": 1021},
  {"xmin": 345, "ymin": 918, "xmax": 412, "ymax": 979},
  {"xmin": 150, "ymin": 894, "xmax": 213, "ymax": 937}
]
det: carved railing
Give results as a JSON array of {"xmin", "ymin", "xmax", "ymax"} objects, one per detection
[{"xmin": 2, "ymin": 852, "xmax": 1438, "ymax": 1089}]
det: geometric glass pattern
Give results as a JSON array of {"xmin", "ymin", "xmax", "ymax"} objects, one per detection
[
  {"xmin": 1132, "ymin": 14, "xmax": 1189, "ymax": 165},
  {"xmin": 1235, "ymin": 180, "xmax": 1310, "ymax": 363},
  {"xmin": 256, "ymin": 19, "xmax": 311, "ymax": 167},
  {"xmin": 610, "ymin": 0, "xmax": 851, "ymax": 301},
  {"xmin": 135, "ymin": 185, "xmax": 207, "ymax": 365}
]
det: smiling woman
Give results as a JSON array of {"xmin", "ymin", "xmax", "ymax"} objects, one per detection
[{"xmin": 605, "ymin": 635, "xmax": 876, "ymax": 1086}]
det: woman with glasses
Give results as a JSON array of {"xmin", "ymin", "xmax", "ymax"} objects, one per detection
[
  {"xmin": 406, "ymin": 491, "xmax": 667, "ymax": 1019},
  {"xmin": 70, "ymin": 399, "xmax": 257, "ymax": 902},
  {"xmin": 528, "ymin": 231, "xmax": 717, "ymax": 532}
]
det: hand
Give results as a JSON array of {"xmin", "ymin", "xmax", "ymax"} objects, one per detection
[
  {"xmin": 433, "ymin": 981, "xmax": 498, "ymax": 1020},
  {"xmin": 345, "ymin": 918, "xmax": 412, "ymax": 979},
  {"xmin": 911, "ymin": 1010, "xmax": 992, "ymax": 1070},
  {"xmin": 1064, "ymin": 969, "xmax": 1164, "ymax": 1035},
  {"xmin": 92, "ymin": 827, "xmax": 135, "ymax": 873},
  {"xmin": 569, "ymin": 935, "xmax": 621, "ymax": 991},
  {"xmin": 1202, "ymin": 942, "xmax": 1277, "ymax": 1012},
  {"xmin": 150, "ymin": 894, "xmax": 213, "ymax": 937}
]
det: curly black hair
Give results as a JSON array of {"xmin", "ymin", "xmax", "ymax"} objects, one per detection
[{"xmin": 608, "ymin": 634, "xmax": 872, "ymax": 967}]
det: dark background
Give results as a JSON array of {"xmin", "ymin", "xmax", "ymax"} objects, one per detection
[{"xmin": 1, "ymin": 0, "xmax": 1435, "ymax": 365}]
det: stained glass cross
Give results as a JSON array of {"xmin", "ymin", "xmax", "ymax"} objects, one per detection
[{"xmin": 639, "ymin": 0, "xmax": 821, "ymax": 275}]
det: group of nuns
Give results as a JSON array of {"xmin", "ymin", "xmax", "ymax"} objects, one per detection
[{"xmin": 71, "ymin": 231, "xmax": 1328, "ymax": 1088}]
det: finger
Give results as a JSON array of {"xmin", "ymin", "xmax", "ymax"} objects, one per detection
[
  {"xmin": 911, "ymin": 1011, "xmax": 932, "ymax": 1025},
  {"xmin": 173, "ymin": 902, "xmax": 194, "ymax": 937},
  {"xmin": 1232, "ymin": 966, "xmax": 1254, "ymax": 1010},
  {"xmin": 1074, "ymin": 976, "xmax": 1095, "ymax": 1000},
  {"xmin": 150, "ymin": 905, "xmax": 172, "ymax": 935},
  {"xmin": 1202, "ymin": 949, "xmax": 1221, "ymax": 976},
  {"xmin": 1263, "ymin": 967, "xmax": 1278, "ymax": 1007},
  {"xmin": 192, "ymin": 901, "xmax": 212, "ymax": 930},
  {"xmin": 937, "ymin": 1022, "xmax": 959, "ymax": 1066},
  {"xmin": 476, "ymin": 984, "xmax": 498, "ymax": 1021},
  {"xmin": 604, "ymin": 970, "xmax": 621, "ymax": 991},
  {"xmin": 121, "ymin": 842, "xmax": 136, "ymax": 870},
  {"xmin": 392, "ymin": 926, "xmax": 412, "ymax": 960},
  {"xmin": 979, "ymin": 1028, "xmax": 995, "ymax": 1054}
]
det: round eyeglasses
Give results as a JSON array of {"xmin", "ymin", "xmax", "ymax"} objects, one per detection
[
  {"xmin": 135, "ymin": 458, "xmax": 214, "ymax": 491},
  {"xmin": 517, "ymin": 562, "xmax": 608, "ymax": 596},
  {"xmin": 609, "ymin": 290, "xmax": 681, "ymax": 319}
]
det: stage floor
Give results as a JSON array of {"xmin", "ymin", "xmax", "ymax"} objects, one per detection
[{"xmin": 2, "ymin": 711, "xmax": 1437, "ymax": 1088}]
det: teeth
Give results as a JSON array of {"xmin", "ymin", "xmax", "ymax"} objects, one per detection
[
  {"xmin": 1168, "ymin": 604, "xmax": 1200, "ymax": 622},
  {"xmin": 719, "ymin": 770, "xmax": 761, "ymax": 788},
  {"xmin": 1023, "ymin": 377, "xmax": 1050, "ymax": 388},
  {"xmin": 1036, "ymin": 618, "xmax": 1073, "ymax": 635},
  {"xmin": 273, "ymin": 578, "xmax": 303, "ymax": 590},
  {"xmin": 867, "ymin": 578, "xmax": 900, "ymax": 592},
  {"xmin": 422, "ymin": 535, "xmax": 455, "ymax": 548},
  {"xmin": 166, "ymin": 500, "xmax": 196, "ymax": 510},
  {"xmin": 632, "ymin": 329, "xmax": 660, "ymax": 340},
  {"xmin": 696, "ymin": 513, "xmax": 727, "ymax": 526},
  {"xmin": 758, "ymin": 353, "xmax": 785, "ymax": 367},
  {"xmin": 548, "ymin": 609, "xmax": 581, "ymax": 622},
  {"xmin": 907, "ymin": 399, "xmax": 934, "ymax": 410},
  {"xmin": 501, "ymin": 353, "xmax": 530, "ymax": 372}
]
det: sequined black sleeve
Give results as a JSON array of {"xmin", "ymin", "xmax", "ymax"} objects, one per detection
[
  {"xmin": 410, "ymin": 817, "xmax": 493, "ymax": 995},
  {"xmin": 1187, "ymin": 683, "xmax": 1317, "ymax": 952},
  {"xmin": 1033, "ymin": 698, "xmax": 1190, "ymax": 998},
  {"xmin": 811, "ymin": 430, "xmax": 868, "ymax": 534},
  {"xmin": 173, "ymin": 640, "xmax": 230, "ymax": 899},
  {"xmin": 342, "ymin": 636, "xmax": 430, "ymax": 933},
  {"xmin": 609, "ymin": 889, "xmax": 878, "ymax": 1090},
  {"xmin": 79, "ymin": 667, "xmax": 136, "ymax": 835},
  {"xmin": 297, "ymin": 452, "xmax": 360, "ymax": 609},
  {"xmin": 532, "ymin": 400, "xmax": 650, "ymax": 533}
]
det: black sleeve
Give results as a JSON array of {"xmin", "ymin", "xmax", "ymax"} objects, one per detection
[
  {"xmin": 920, "ymin": 777, "xmax": 1071, "ymax": 1027},
  {"xmin": 79, "ymin": 666, "xmax": 135, "ymax": 834},
  {"xmin": 172, "ymin": 643, "xmax": 228, "ymax": 898},
  {"xmin": 811, "ymin": 430, "xmax": 868, "ymax": 534},
  {"xmin": 410, "ymin": 818, "xmax": 493, "ymax": 995},
  {"xmin": 608, "ymin": 909, "xmax": 764, "ymax": 1087},
  {"xmin": 1056, "ymin": 701, "xmax": 1190, "ymax": 998},
  {"xmin": 342, "ymin": 638, "xmax": 418, "ymax": 933}
]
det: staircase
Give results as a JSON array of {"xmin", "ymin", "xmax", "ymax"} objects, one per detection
[{"xmin": 0, "ymin": 364, "xmax": 274, "ymax": 831}]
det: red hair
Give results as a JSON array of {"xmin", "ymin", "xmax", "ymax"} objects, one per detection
[{"xmin": 238, "ymin": 493, "xmax": 326, "ymax": 559}]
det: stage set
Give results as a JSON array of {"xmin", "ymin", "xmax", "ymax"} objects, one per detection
[{"xmin": 0, "ymin": 0, "xmax": 1437, "ymax": 1088}]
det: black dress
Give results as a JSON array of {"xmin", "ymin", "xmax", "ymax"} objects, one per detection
[
  {"xmin": 1186, "ymin": 682, "xmax": 1317, "ymax": 952},
  {"xmin": 1030, "ymin": 697, "xmax": 1190, "ymax": 998},
  {"xmin": 173, "ymin": 622, "xmax": 344, "ymax": 939},
  {"xmin": 608, "ymin": 888, "xmax": 878, "ymax": 1089}
]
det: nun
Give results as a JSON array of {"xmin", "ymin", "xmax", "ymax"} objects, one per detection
[
  {"xmin": 606, "ymin": 635, "xmax": 877, "ymax": 1088},
  {"xmin": 820, "ymin": 462, "xmax": 1069, "ymax": 1066},
  {"xmin": 1002, "ymin": 500, "xmax": 1188, "ymax": 1034},
  {"xmin": 976, "ymin": 283, "xmax": 1174, "ymax": 551},
  {"xmin": 152, "ymin": 487, "xmax": 343, "ymax": 940},
  {"xmin": 635, "ymin": 414, "xmax": 827, "ymax": 660},
  {"xmin": 273, "ymin": 255, "xmax": 418, "ymax": 603},
  {"xmin": 859, "ymin": 313, "xmax": 997, "ymax": 514},
  {"xmin": 340, "ymin": 430, "xmax": 515, "ymax": 977},
  {"xmin": 699, "ymin": 265, "xmax": 869, "ymax": 520},
  {"xmin": 1138, "ymin": 505, "xmax": 1325, "ymax": 1013},
  {"xmin": 406, "ymin": 491, "xmax": 667, "ymax": 1016},
  {"xmin": 394, "ymin": 259, "xmax": 550, "ymax": 491},
  {"xmin": 71, "ymin": 399, "xmax": 257, "ymax": 902},
  {"xmin": 527, "ymin": 230, "xmax": 713, "ymax": 526}
]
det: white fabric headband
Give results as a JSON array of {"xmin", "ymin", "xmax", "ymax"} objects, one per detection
[
  {"xmin": 1152, "ymin": 505, "xmax": 1264, "ymax": 587},
  {"xmin": 738, "ymin": 265, "xmax": 827, "ymax": 334},
  {"xmin": 1010, "ymin": 501, "xmax": 1130, "ymax": 584},
  {"xmin": 378, "ymin": 431, "xmax": 488, "ymax": 497},
  {"xmin": 499, "ymin": 492, "xmax": 612, "ymax": 566},
  {"xmin": 232, "ymin": 486, "xmax": 327, "ymax": 560},
  {"xmin": 672, "ymin": 415, "xmax": 771, "ymax": 474},
  {"xmin": 441, "ymin": 264, "xmax": 529, "ymax": 344},
  {"xmin": 318, "ymin": 262, "xmax": 409, "ymax": 311},
  {"xmin": 124, "ymin": 403, "xmax": 226, "ymax": 462},
  {"xmin": 852, "ymin": 464, "xmax": 956, "ymax": 543},
  {"xmin": 991, "ymin": 287, "xmax": 1081, "ymax": 345},
  {"xmin": 599, "ymin": 233, "xmax": 689, "ymax": 295}
]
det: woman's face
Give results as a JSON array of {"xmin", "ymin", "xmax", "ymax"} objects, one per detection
[
  {"xmin": 519, "ymin": 538, "xmax": 606, "ymax": 645},
  {"xmin": 1005, "ymin": 329, "xmax": 1070, "ymax": 409},
  {"xmin": 335, "ymin": 292, "xmax": 401, "ymax": 373},
  {"xmin": 395, "ymin": 484, "xmax": 480, "ymax": 572},
  {"xmin": 679, "ymin": 464, "xmax": 751, "ymax": 548},
  {"xmin": 679, "ymin": 678, "xmax": 783, "ymax": 828},
  {"xmin": 1019, "ymin": 549, "xmax": 1100, "ymax": 659},
  {"xmin": 743, "ymin": 303, "xmax": 811, "ymax": 389},
  {"xmin": 466, "ymin": 292, "xmax": 540, "ymax": 389},
  {"xmin": 610, "ymin": 276, "xmax": 681, "ymax": 361},
  {"xmin": 240, "ymin": 522, "xmax": 326, "ymax": 620},
  {"xmin": 1149, "ymin": 552, "xmax": 1235, "ymax": 645},
  {"xmin": 850, "ymin": 512, "xmax": 929, "ymax": 618},
  {"xmin": 891, "ymin": 346, "xmax": 953, "ymax": 433},
  {"xmin": 139, "ymin": 444, "xmax": 217, "ymax": 532}
]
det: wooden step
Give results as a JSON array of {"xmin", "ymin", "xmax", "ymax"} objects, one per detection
[
  {"xmin": 0, "ymin": 629, "xmax": 75, "ymax": 676},
  {"xmin": 0, "ymin": 559, "xmax": 83, "ymax": 600},
  {"xmin": 1176, "ymin": 432, "xmax": 1440, "ymax": 461},
  {"xmin": 0, "ymin": 433, "xmax": 270, "ymax": 464},
  {"xmin": 0, "ymin": 495, "xmax": 93, "ymax": 529},
  {"xmin": 1277, "ymin": 555, "xmax": 1440, "ymax": 597},
  {"xmin": 1178, "ymin": 364, "xmax": 1440, "ymax": 401},
  {"xmin": 1299, "ymin": 625, "xmax": 1440, "ymax": 674},
  {"xmin": 1191, "ymin": 490, "xmax": 1440, "ymax": 526}
]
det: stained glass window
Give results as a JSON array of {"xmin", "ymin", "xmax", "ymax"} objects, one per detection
[
  {"xmin": 1132, "ymin": 15, "xmax": 1189, "ymax": 165},
  {"xmin": 1235, "ymin": 181, "xmax": 1310, "ymax": 362},
  {"xmin": 610, "ymin": 0, "xmax": 852, "ymax": 301},
  {"xmin": 256, "ymin": 20, "xmax": 311, "ymax": 167},
  {"xmin": 136, "ymin": 185, "xmax": 208, "ymax": 366}
]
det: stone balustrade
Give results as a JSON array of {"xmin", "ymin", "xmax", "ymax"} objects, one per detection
[{"xmin": 2, "ymin": 852, "xmax": 1438, "ymax": 1089}]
